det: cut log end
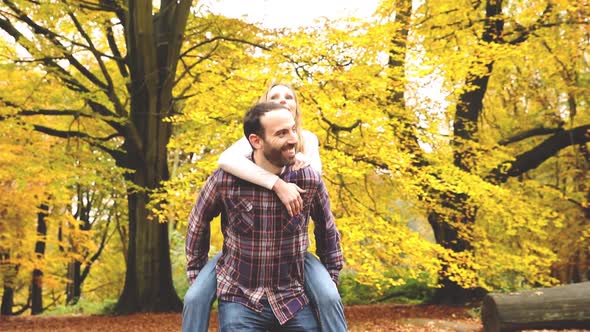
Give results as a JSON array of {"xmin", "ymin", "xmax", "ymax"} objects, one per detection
[
  {"xmin": 481, "ymin": 295, "xmax": 501, "ymax": 332},
  {"xmin": 481, "ymin": 282, "xmax": 590, "ymax": 332}
]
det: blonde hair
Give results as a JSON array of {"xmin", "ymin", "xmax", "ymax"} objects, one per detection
[{"xmin": 259, "ymin": 82, "xmax": 306, "ymax": 154}]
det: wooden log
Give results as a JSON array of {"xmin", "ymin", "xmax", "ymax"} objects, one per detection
[{"xmin": 481, "ymin": 281, "xmax": 590, "ymax": 332}]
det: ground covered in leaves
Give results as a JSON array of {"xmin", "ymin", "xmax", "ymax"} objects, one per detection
[{"xmin": 1, "ymin": 304, "xmax": 588, "ymax": 332}]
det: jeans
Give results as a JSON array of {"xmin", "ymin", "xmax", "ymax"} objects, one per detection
[
  {"xmin": 218, "ymin": 300, "xmax": 318, "ymax": 332},
  {"xmin": 182, "ymin": 252, "xmax": 347, "ymax": 332}
]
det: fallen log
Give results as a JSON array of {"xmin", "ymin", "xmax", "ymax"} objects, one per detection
[{"xmin": 481, "ymin": 281, "xmax": 590, "ymax": 332}]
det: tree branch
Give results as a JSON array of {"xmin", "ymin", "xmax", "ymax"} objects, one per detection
[
  {"xmin": 3, "ymin": 0, "xmax": 109, "ymax": 90},
  {"xmin": 499, "ymin": 126, "xmax": 564, "ymax": 145},
  {"xmin": 105, "ymin": 23, "xmax": 129, "ymax": 79},
  {"xmin": 81, "ymin": 209, "xmax": 112, "ymax": 282},
  {"xmin": 322, "ymin": 145, "xmax": 388, "ymax": 169},
  {"xmin": 321, "ymin": 115, "xmax": 362, "ymax": 134},
  {"xmin": 17, "ymin": 109, "xmax": 88, "ymax": 117},
  {"xmin": 174, "ymin": 45, "xmax": 218, "ymax": 89},
  {"xmin": 32, "ymin": 124, "xmax": 125, "ymax": 161},
  {"xmin": 64, "ymin": 5, "xmax": 126, "ymax": 117},
  {"xmin": 0, "ymin": 97, "xmax": 125, "ymax": 134},
  {"xmin": 489, "ymin": 124, "xmax": 590, "ymax": 183},
  {"xmin": 180, "ymin": 36, "xmax": 271, "ymax": 59},
  {"xmin": 506, "ymin": 2, "xmax": 555, "ymax": 45},
  {"xmin": 0, "ymin": 15, "xmax": 88, "ymax": 93},
  {"xmin": 73, "ymin": 0, "xmax": 120, "ymax": 12}
]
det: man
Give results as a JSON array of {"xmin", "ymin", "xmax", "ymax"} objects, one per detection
[{"xmin": 185, "ymin": 102, "xmax": 344, "ymax": 331}]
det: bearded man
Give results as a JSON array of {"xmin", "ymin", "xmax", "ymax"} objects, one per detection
[{"xmin": 184, "ymin": 102, "xmax": 343, "ymax": 331}]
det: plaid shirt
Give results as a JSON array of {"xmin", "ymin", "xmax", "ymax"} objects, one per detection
[{"xmin": 186, "ymin": 165, "xmax": 343, "ymax": 325}]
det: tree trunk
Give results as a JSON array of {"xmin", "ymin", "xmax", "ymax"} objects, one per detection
[
  {"xmin": 387, "ymin": 0, "xmax": 427, "ymax": 163},
  {"xmin": 31, "ymin": 204, "xmax": 48, "ymax": 315},
  {"xmin": 115, "ymin": 0, "xmax": 191, "ymax": 313},
  {"xmin": 481, "ymin": 282, "xmax": 590, "ymax": 332},
  {"xmin": 66, "ymin": 185, "xmax": 86, "ymax": 305},
  {"xmin": 429, "ymin": 206, "xmax": 486, "ymax": 305},
  {"xmin": 430, "ymin": 0, "xmax": 504, "ymax": 304},
  {"xmin": 66, "ymin": 260, "xmax": 81, "ymax": 305},
  {"xmin": 1, "ymin": 286, "xmax": 14, "ymax": 315},
  {"xmin": 0, "ymin": 0, "xmax": 190, "ymax": 314},
  {"xmin": 116, "ymin": 172, "xmax": 181, "ymax": 313},
  {"xmin": 1, "ymin": 252, "xmax": 17, "ymax": 315}
]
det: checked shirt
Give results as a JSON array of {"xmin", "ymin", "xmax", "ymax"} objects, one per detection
[{"xmin": 185, "ymin": 165, "xmax": 343, "ymax": 325}]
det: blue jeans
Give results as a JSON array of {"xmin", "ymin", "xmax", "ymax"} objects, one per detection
[
  {"xmin": 182, "ymin": 252, "xmax": 347, "ymax": 332},
  {"xmin": 218, "ymin": 299, "xmax": 318, "ymax": 332}
]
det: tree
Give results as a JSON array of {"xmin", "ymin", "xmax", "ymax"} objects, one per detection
[
  {"xmin": 61, "ymin": 181, "xmax": 120, "ymax": 305},
  {"xmin": 0, "ymin": 0, "xmax": 275, "ymax": 312},
  {"xmin": 250, "ymin": 0, "xmax": 590, "ymax": 300},
  {"xmin": 0, "ymin": 112, "xmax": 69, "ymax": 315},
  {"xmin": 367, "ymin": 0, "xmax": 590, "ymax": 302},
  {"xmin": 0, "ymin": 0, "xmax": 195, "ymax": 312}
]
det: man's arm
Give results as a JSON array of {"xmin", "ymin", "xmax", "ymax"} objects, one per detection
[
  {"xmin": 310, "ymin": 178, "xmax": 344, "ymax": 284},
  {"xmin": 186, "ymin": 170, "xmax": 222, "ymax": 284}
]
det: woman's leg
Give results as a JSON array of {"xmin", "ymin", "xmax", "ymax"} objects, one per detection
[
  {"xmin": 182, "ymin": 252, "xmax": 221, "ymax": 332},
  {"xmin": 304, "ymin": 252, "xmax": 348, "ymax": 332}
]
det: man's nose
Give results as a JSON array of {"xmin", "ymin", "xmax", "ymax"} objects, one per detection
[{"xmin": 288, "ymin": 130, "xmax": 298, "ymax": 143}]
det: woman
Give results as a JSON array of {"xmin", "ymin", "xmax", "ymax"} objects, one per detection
[{"xmin": 182, "ymin": 83, "xmax": 347, "ymax": 332}]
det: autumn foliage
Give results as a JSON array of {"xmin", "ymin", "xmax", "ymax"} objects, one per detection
[{"xmin": 0, "ymin": 0, "xmax": 588, "ymax": 317}]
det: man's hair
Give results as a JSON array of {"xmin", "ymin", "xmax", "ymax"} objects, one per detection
[{"xmin": 243, "ymin": 102, "xmax": 288, "ymax": 140}]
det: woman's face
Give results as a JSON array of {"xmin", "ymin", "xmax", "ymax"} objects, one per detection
[{"xmin": 267, "ymin": 85, "xmax": 297, "ymax": 117}]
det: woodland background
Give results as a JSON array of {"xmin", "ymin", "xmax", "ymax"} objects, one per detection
[{"xmin": 0, "ymin": 0, "xmax": 588, "ymax": 321}]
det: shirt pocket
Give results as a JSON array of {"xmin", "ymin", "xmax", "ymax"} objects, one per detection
[
  {"xmin": 228, "ymin": 199, "xmax": 254, "ymax": 234},
  {"xmin": 282, "ymin": 213, "xmax": 305, "ymax": 234}
]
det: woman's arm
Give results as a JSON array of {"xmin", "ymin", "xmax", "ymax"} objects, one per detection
[
  {"xmin": 217, "ymin": 137, "xmax": 279, "ymax": 190},
  {"xmin": 218, "ymin": 131, "xmax": 323, "ymax": 216},
  {"xmin": 218, "ymin": 137, "xmax": 304, "ymax": 216}
]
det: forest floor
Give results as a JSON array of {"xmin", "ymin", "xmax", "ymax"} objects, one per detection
[{"xmin": 1, "ymin": 303, "xmax": 589, "ymax": 332}]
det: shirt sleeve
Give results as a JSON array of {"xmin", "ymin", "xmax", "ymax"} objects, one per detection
[
  {"xmin": 217, "ymin": 137, "xmax": 279, "ymax": 190},
  {"xmin": 310, "ymin": 178, "xmax": 343, "ymax": 284},
  {"xmin": 303, "ymin": 130, "xmax": 322, "ymax": 175},
  {"xmin": 186, "ymin": 170, "xmax": 222, "ymax": 284}
]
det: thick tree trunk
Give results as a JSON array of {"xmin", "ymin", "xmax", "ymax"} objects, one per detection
[
  {"xmin": 116, "ymin": 172, "xmax": 181, "ymax": 313},
  {"xmin": 31, "ymin": 204, "xmax": 48, "ymax": 315},
  {"xmin": 481, "ymin": 282, "xmax": 590, "ymax": 332},
  {"xmin": 430, "ymin": 0, "xmax": 504, "ymax": 304},
  {"xmin": 429, "ymin": 206, "xmax": 486, "ymax": 305},
  {"xmin": 1, "ymin": 286, "xmax": 14, "ymax": 315},
  {"xmin": 115, "ymin": 1, "xmax": 191, "ymax": 313},
  {"xmin": 116, "ymin": 176, "xmax": 139, "ymax": 312}
]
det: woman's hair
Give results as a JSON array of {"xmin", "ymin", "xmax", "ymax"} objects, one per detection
[{"xmin": 259, "ymin": 82, "xmax": 306, "ymax": 154}]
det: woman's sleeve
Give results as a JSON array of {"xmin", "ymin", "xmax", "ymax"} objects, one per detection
[
  {"xmin": 217, "ymin": 136, "xmax": 279, "ymax": 190},
  {"xmin": 304, "ymin": 130, "xmax": 322, "ymax": 175}
]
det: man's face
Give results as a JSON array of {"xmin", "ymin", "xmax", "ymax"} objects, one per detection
[{"xmin": 259, "ymin": 108, "xmax": 298, "ymax": 168}]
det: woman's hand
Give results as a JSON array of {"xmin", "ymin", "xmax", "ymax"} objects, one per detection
[
  {"xmin": 291, "ymin": 152, "xmax": 311, "ymax": 171},
  {"xmin": 272, "ymin": 178, "xmax": 306, "ymax": 217}
]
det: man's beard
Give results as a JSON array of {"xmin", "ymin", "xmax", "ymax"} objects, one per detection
[{"xmin": 263, "ymin": 143, "xmax": 296, "ymax": 168}]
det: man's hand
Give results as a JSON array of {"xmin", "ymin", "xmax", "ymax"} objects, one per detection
[
  {"xmin": 272, "ymin": 179, "xmax": 306, "ymax": 217},
  {"xmin": 291, "ymin": 152, "xmax": 311, "ymax": 171}
]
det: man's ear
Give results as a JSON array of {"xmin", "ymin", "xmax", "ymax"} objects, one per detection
[{"xmin": 248, "ymin": 133, "xmax": 263, "ymax": 150}]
